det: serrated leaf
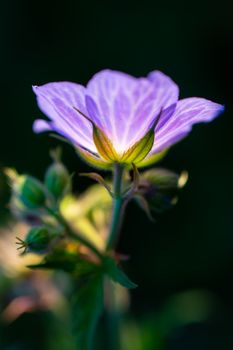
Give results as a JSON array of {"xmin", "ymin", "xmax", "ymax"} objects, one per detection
[
  {"xmin": 104, "ymin": 257, "xmax": 137, "ymax": 289},
  {"xmin": 71, "ymin": 272, "xmax": 104, "ymax": 350}
]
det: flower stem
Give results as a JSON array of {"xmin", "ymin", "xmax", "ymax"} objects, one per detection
[
  {"xmin": 107, "ymin": 163, "xmax": 125, "ymax": 251},
  {"xmin": 105, "ymin": 278, "xmax": 121, "ymax": 350},
  {"xmin": 45, "ymin": 206, "xmax": 103, "ymax": 260}
]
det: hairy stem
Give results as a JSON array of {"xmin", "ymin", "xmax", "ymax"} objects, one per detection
[
  {"xmin": 107, "ymin": 163, "xmax": 125, "ymax": 250},
  {"xmin": 105, "ymin": 163, "xmax": 129, "ymax": 349}
]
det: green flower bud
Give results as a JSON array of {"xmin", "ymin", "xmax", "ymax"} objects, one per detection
[
  {"xmin": 45, "ymin": 161, "xmax": 71, "ymax": 200},
  {"xmin": 5, "ymin": 171, "xmax": 47, "ymax": 210},
  {"xmin": 17, "ymin": 175, "xmax": 46, "ymax": 209},
  {"xmin": 5, "ymin": 168, "xmax": 47, "ymax": 214},
  {"xmin": 25, "ymin": 226, "xmax": 54, "ymax": 253},
  {"xmin": 137, "ymin": 168, "xmax": 188, "ymax": 214}
]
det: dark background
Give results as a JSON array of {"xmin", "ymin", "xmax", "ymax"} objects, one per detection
[{"xmin": 0, "ymin": 0, "xmax": 233, "ymax": 349}]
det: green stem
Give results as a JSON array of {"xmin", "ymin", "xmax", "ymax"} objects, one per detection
[
  {"xmin": 105, "ymin": 278, "xmax": 121, "ymax": 350},
  {"xmin": 45, "ymin": 206, "xmax": 103, "ymax": 260},
  {"xmin": 107, "ymin": 163, "xmax": 125, "ymax": 250}
]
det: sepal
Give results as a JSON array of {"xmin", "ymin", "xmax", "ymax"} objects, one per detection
[
  {"xmin": 137, "ymin": 149, "xmax": 168, "ymax": 168},
  {"xmin": 123, "ymin": 163, "xmax": 140, "ymax": 199},
  {"xmin": 121, "ymin": 111, "xmax": 162, "ymax": 165},
  {"xmin": 76, "ymin": 146, "xmax": 113, "ymax": 170},
  {"xmin": 134, "ymin": 194, "xmax": 155, "ymax": 221},
  {"xmin": 121, "ymin": 125, "xmax": 155, "ymax": 164},
  {"xmin": 74, "ymin": 106, "xmax": 118, "ymax": 162}
]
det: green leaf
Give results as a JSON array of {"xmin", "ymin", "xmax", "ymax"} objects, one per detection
[
  {"xmin": 71, "ymin": 272, "xmax": 104, "ymax": 350},
  {"xmin": 104, "ymin": 257, "xmax": 138, "ymax": 289},
  {"xmin": 27, "ymin": 255, "xmax": 78, "ymax": 272},
  {"xmin": 27, "ymin": 249, "xmax": 94, "ymax": 273}
]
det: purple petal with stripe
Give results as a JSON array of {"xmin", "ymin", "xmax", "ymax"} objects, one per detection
[
  {"xmin": 33, "ymin": 82, "xmax": 97, "ymax": 153},
  {"xmin": 32, "ymin": 70, "xmax": 223, "ymax": 161},
  {"xmin": 86, "ymin": 69, "xmax": 179, "ymax": 153},
  {"xmin": 149, "ymin": 97, "xmax": 224, "ymax": 154}
]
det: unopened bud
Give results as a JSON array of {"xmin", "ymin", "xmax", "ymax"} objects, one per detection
[
  {"xmin": 45, "ymin": 148, "xmax": 71, "ymax": 200},
  {"xmin": 137, "ymin": 168, "xmax": 188, "ymax": 213},
  {"xmin": 45, "ymin": 161, "xmax": 70, "ymax": 200},
  {"xmin": 5, "ymin": 168, "xmax": 46, "ymax": 209},
  {"xmin": 25, "ymin": 226, "xmax": 55, "ymax": 253},
  {"xmin": 17, "ymin": 175, "xmax": 46, "ymax": 209}
]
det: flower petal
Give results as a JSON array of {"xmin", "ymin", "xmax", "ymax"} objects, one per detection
[
  {"xmin": 33, "ymin": 119, "xmax": 52, "ymax": 133},
  {"xmin": 86, "ymin": 69, "xmax": 179, "ymax": 154},
  {"xmin": 32, "ymin": 82, "xmax": 97, "ymax": 153},
  {"xmin": 147, "ymin": 70, "xmax": 179, "ymax": 108},
  {"xmin": 150, "ymin": 97, "xmax": 224, "ymax": 153}
]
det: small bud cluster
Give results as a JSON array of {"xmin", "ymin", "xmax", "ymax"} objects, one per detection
[
  {"xmin": 6, "ymin": 149, "xmax": 71, "ymax": 216},
  {"xmin": 6, "ymin": 149, "xmax": 72, "ymax": 257}
]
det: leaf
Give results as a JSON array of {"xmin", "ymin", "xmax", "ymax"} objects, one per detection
[
  {"xmin": 27, "ymin": 255, "xmax": 77, "ymax": 272},
  {"xmin": 71, "ymin": 272, "xmax": 104, "ymax": 350},
  {"xmin": 27, "ymin": 249, "xmax": 96, "ymax": 274},
  {"xmin": 109, "ymin": 265, "xmax": 138, "ymax": 289},
  {"xmin": 79, "ymin": 172, "xmax": 113, "ymax": 196},
  {"xmin": 104, "ymin": 257, "xmax": 138, "ymax": 289}
]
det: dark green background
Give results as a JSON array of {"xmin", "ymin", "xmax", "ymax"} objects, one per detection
[{"xmin": 0, "ymin": 0, "xmax": 233, "ymax": 348}]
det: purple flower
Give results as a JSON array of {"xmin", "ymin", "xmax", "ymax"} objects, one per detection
[{"xmin": 33, "ymin": 70, "xmax": 224, "ymax": 169}]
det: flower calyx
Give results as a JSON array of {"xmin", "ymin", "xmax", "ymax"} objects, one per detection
[{"xmin": 73, "ymin": 107, "xmax": 162, "ymax": 170}]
